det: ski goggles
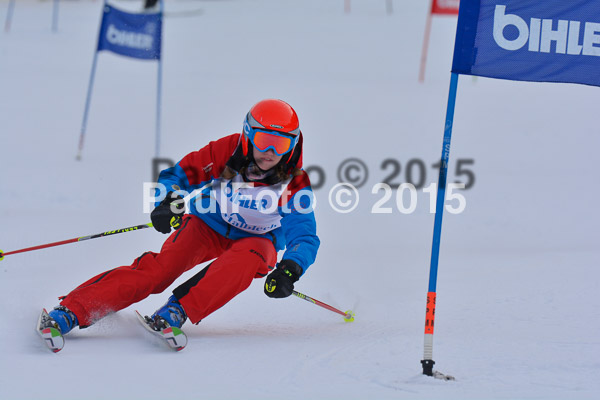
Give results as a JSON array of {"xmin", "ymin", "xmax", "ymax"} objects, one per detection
[{"xmin": 243, "ymin": 121, "xmax": 299, "ymax": 156}]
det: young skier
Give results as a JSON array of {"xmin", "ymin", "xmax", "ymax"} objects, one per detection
[{"xmin": 40, "ymin": 99, "xmax": 320, "ymax": 340}]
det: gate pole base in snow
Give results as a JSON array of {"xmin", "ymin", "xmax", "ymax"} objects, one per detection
[
  {"xmin": 422, "ymin": 359, "xmax": 456, "ymax": 381},
  {"xmin": 421, "ymin": 359, "xmax": 435, "ymax": 376}
]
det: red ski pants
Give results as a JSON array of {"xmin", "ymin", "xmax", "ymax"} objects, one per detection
[{"xmin": 61, "ymin": 215, "xmax": 277, "ymax": 326}]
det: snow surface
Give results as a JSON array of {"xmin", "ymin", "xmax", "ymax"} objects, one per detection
[{"xmin": 1, "ymin": 0, "xmax": 599, "ymax": 399}]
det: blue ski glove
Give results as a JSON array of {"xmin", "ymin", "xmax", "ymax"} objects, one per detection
[{"xmin": 264, "ymin": 260, "xmax": 303, "ymax": 298}]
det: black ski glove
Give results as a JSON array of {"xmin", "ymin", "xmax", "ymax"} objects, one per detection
[
  {"xmin": 151, "ymin": 192, "xmax": 185, "ymax": 234},
  {"xmin": 264, "ymin": 260, "xmax": 303, "ymax": 298}
]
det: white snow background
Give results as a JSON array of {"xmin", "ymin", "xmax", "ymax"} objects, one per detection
[{"xmin": 1, "ymin": 0, "xmax": 599, "ymax": 399}]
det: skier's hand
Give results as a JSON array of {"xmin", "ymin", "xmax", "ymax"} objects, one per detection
[
  {"xmin": 264, "ymin": 260, "xmax": 303, "ymax": 298},
  {"xmin": 151, "ymin": 192, "xmax": 185, "ymax": 234}
]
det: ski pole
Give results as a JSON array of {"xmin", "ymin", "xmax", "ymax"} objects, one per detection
[
  {"xmin": 0, "ymin": 223, "xmax": 153, "ymax": 261},
  {"xmin": 292, "ymin": 290, "xmax": 355, "ymax": 322}
]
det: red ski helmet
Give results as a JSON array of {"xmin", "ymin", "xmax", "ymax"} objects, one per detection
[
  {"xmin": 242, "ymin": 99, "xmax": 301, "ymax": 159},
  {"xmin": 226, "ymin": 99, "xmax": 304, "ymax": 175}
]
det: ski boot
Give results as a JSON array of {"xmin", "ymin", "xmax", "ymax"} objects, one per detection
[
  {"xmin": 148, "ymin": 295, "xmax": 187, "ymax": 331},
  {"xmin": 136, "ymin": 295, "xmax": 188, "ymax": 351},
  {"xmin": 48, "ymin": 306, "xmax": 78, "ymax": 335}
]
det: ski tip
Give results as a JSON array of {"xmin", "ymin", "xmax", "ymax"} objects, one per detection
[
  {"xmin": 0, "ymin": 249, "xmax": 4, "ymax": 261},
  {"xmin": 343, "ymin": 310, "xmax": 355, "ymax": 323},
  {"xmin": 161, "ymin": 326, "xmax": 187, "ymax": 351},
  {"xmin": 40, "ymin": 327, "xmax": 64, "ymax": 353},
  {"xmin": 37, "ymin": 309, "xmax": 65, "ymax": 353},
  {"xmin": 135, "ymin": 310, "xmax": 187, "ymax": 351}
]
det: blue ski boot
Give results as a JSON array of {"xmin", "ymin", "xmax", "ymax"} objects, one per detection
[
  {"xmin": 149, "ymin": 295, "xmax": 187, "ymax": 332},
  {"xmin": 48, "ymin": 306, "xmax": 79, "ymax": 335}
]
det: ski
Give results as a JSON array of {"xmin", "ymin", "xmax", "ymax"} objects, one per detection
[
  {"xmin": 134, "ymin": 310, "xmax": 187, "ymax": 351},
  {"xmin": 36, "ymin": 309, "xmax": 64, "ymax": 353}
]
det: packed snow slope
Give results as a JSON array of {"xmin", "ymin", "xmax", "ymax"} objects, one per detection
[{"xmin": 1, "ymin": 1, "xmax": 599, "ymax": 399}]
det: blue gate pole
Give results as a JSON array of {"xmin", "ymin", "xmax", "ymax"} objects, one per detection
[
  {"xmin": 76, "ymin": 48, "xmax": 100, "ymax": 161},
  {"xmin": 155, "ymin": 57, "xmax": 163, "ymax": 159},
  {"xmin": 76, "ymin": 1, "xmax": 107, "ymax": 161},
  {"xmin": 52, "ymin": 0, "xmax": 59, "ymax": 33},
  {"xmin": 421, "ymin": 72, "xmax": 460, "ymax": 376},
  {"xmin": 155, "ymin": 0, "xmax": 164, "ymax": 159},
  {"xmin": 4, "ymin": 0, "xmax": 16, "ymax": 33}
]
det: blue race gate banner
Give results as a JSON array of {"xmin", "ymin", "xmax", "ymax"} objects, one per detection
[
  {"xmin": 97, "ymin": 4, "xmax": 162, "ymax": 60},
  {"xmin": 77, "ymin": 1, "xmax": 165, "ymax": 160},
  {"xmin": 452, "ymin": 0, "xmax": 600, "ymax": 87}
]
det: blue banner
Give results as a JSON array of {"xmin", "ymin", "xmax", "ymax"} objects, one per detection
[
  {"xmin": 97, "ymin": 4, "xmax": 162, "ymax": 60},
  {"xmin": 452, "ymin": 0, "xmax": 600, "ymax": 87}
]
